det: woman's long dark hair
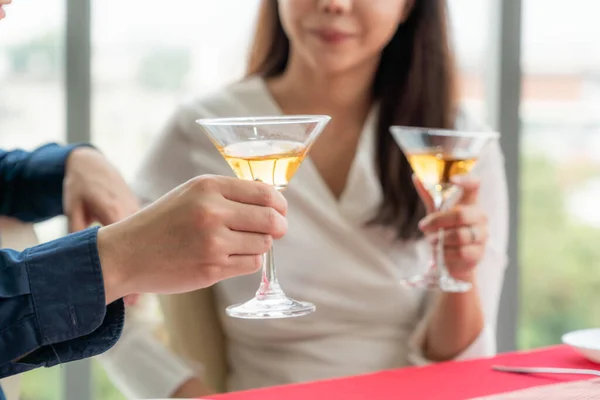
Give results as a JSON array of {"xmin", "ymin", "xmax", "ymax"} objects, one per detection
[{"xmin": 247, "ymin": 0, "xmax": 458, "ymax": 240}]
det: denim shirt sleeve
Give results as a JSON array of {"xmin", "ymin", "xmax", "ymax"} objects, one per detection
[
  {"xmin": 0, "ymin": 143, "xmax": 91, "ymax": 223},
  {"xmin": 0, "ymin": 227, "xmax": 124, "ymax": 379}
]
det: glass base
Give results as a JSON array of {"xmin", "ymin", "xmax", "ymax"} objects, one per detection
[
  {"xmin": 402, "ymin": 272, "xmax": 472, "ymax": 293},
  {"xmin": 226, "ymin": 295, "xmax": 316, "ymax": 319}
]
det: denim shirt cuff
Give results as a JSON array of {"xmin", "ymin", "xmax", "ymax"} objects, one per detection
[{"xmin": 26, "ymin": 227, "xmax": 120, "ymax": 345}]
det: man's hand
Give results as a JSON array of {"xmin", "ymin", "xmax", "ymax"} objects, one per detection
[
  {"xmin": 98, "ymin": 175, "xmax": 288, "ymax": 304},
  {"xmin": 63, "ymin": 147, "xmax": 140, "ymax": 232}
]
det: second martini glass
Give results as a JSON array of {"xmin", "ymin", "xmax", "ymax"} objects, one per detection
[{"xmin": 390, "ymin": 126, "xmax": 499, "ymax": 292}]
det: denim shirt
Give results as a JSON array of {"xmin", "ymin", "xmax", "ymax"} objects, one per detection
[{"xmin": 0, "ymin": 144, "xmax": 125, "ymax": 379}]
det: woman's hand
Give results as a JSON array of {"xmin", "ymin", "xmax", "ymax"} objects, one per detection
[{"xmin": 414, "ymin": 175, "xmax": 488, "ymax": 281}]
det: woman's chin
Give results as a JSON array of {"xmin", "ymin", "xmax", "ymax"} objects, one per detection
[
  {"xmin": 303, "ymin": 51, "xmax": 379, "ymax": 78},
  {"xmin": 306, "ymin": 58, "xmax": 362, "ymax": 77}
]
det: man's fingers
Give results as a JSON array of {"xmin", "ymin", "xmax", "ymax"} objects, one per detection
[
  {"xmin": 217, "ymin": 176, "xmax": 287, "ymax": 216},
  {"xmin": 90, "ymin": 199, "xmax": 139, "ymax": 227},
  {"xmin": 90, "ymin": 204, "xmax": 121, "ymax": 227},
  {"xmin": 227, "ymin": 231, "xmax": 273, "ymax": 255},
  {"xmin": 225, "ymin": 255, "xmax": 263, "ymax": 278},
  {"xmin": 123, "ymin": 294, "xmax": 140, "ymax": 306},
  {"xmin": 225, "ymin": 201, "xmax": 287, "ymax": 239},
  {"xmin": 68, "ymin": 203, "xmax": 87, "ymax": 233}
]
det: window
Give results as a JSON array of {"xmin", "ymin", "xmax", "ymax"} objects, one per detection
[
  {"xmin": 0, "ymin": 1, "xmax": 67, "ymax": 399},
  {"xmin": 448, "ymin": 0, "xmax": 492, "ymax": 122},
  {"xmin": 519, "ymin": 0, "xmax": 600, "ymax": 349},
  {"xmin": 11, "ymin": 0, "xmax": 594, "ymax": 398},
  {"xmin": 91, "ymin": 0, "xmax": 261, "ymax": 181},
  {"xmin": 90, "ymin": 1, "xmax": 261, "ymax": 398}
]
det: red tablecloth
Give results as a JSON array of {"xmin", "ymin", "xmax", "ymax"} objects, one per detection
[{"xmin": 209, "ymin": 345, "xmax": 599, "ymax": 400}]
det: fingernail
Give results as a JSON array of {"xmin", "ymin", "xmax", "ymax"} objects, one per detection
[{"xmin": 418, "ymin": 218, "xmax": 429, "ymax": 230}]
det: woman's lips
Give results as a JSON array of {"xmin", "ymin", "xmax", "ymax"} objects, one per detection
[{"xmin": 310, "ymin": 28, "xmax": 354, "ymax": 44}]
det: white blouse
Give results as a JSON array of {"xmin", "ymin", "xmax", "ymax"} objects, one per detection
[{"xmin": 97, "ymin": 77, "xmax": 509, "ymax": 399}]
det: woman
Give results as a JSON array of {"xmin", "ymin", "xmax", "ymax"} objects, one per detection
[{"xmin": 100, "ymin": 0, "xmax": 508, "ymax": 398}]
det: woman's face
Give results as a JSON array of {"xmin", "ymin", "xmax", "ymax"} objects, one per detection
[{"xmin": 278, "ymin": 0, "xmax": 412, "ymax": 74}]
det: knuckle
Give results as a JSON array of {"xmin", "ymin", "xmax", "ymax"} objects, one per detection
[
  {"xmin": 202, "ymin": 233, "xmax": 225, "ymax": 255},
  {"xmin": 194, "ymin": 202, "xmax": 223, "ymax": 228},
  {"xmin": 256, "ymin": 185, "xmax": 275, "ymax": 206},
  {"xmin": 191, "ymin": 175, "xmax": 220, "ymax": 193}
]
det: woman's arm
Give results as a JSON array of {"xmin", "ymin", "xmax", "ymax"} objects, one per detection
[
  {"xmin": 411, "ymin": 141, "xmax": 509, "ymax": 363},
  {"xmin": 423, "ymin": 279, "xmax": 485, "ymax": 361}
]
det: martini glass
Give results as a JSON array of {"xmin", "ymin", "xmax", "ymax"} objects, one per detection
[
  {"xmin": 390, "ymin": 126, "xmax": 499, "ymax": 292},
  {"xmin": 197, "ymin": 115, "xmax": 331, "ymax": 319}
]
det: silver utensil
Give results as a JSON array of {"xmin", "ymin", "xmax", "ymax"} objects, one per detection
[{"xmin": 493, "ymin": 365, "xmax": 600, "ymax": 377}]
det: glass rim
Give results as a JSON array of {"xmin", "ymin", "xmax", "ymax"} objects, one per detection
[
  {"xmin": 196, "ymin": 115, "xmax": 331, "ymax": 126},
  {"xmin": 390, "ymin": 125, "xmax": 500, "ymax": 139}
]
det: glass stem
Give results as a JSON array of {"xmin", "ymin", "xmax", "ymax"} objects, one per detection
[
  {"xmin": 431, "ymin": 191, "xmax": 450, "ymax": 279},
  {"xmin": 256, "ymin": 246, "xmax": 284, "ymax": 299}
]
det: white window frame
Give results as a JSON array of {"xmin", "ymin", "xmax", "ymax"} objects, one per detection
[{"xmin": 486, "ymin": 0, "xmax": 522, "ymax": 353}]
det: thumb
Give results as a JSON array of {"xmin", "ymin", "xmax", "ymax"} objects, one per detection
[
  {"xmin": 68, "ymin": 203, "xmax": 88, "ymax": 233},
  {"xmin": 123, "ymin": 294, "xmax": 140, "ymax": 306},
  {"xmin": 412, "ymin": 174, "xmax": 435, "ymax": 214},
  {"xmin": 451, "ymin": 175, "xmax": 481, "ymax": 205}
]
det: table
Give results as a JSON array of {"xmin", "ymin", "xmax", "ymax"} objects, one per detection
[{"xmin": 209, "ymin": 345, "xmax": 599, "ymax": 399}]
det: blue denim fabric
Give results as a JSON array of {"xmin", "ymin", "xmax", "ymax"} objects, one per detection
[
  {"xmin": 0, "ymin": 145, "xmax": 124, "ymax": 378},
  {"xmin": 0, "ymin": 226, "xmax": 125, "ymax": 379},
  {"xmin": 0, "ymin": 144, "xmax": 83, "ymax": 222}
]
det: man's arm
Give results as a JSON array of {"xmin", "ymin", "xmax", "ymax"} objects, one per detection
[
  {"xmin": 0, "ymin": 175, "xmax": 288, "ymax": 379},
  {"xmin": 0, "ymin": 144, "xmax": 85, "ymax": 222},
  {"xmin": 0, "ymin": 227, "xmax": 124, "ymax": 378}
]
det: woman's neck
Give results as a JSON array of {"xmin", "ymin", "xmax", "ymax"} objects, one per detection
[{"xmin": 267, "ymin": 51, "xmax": 377, "ymax": 119}]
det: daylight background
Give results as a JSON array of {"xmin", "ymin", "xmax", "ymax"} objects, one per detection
[{"xmin": 1, "ymin": 1, "xmax": 599, "ymax": 399}]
